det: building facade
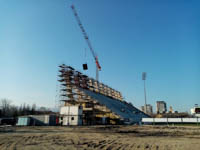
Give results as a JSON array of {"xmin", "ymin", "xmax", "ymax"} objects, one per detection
[
  {"xmin": 60, "ymin": 105, "xmax": 83, "ymax": 125},
  {"xmin": 141, "ymin": 104, "xmax": 153, "ymax": 115},
  {"xmin": 146, "ymin": 104, "xmax": 153, "ymax": 114},
  {"xmin": 156, "ymin": 101, "xmax": 167, "ymax": 114}
]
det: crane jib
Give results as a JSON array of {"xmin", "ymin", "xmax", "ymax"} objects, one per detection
[{"xmin": 71, "ymin": 4, "xmax": 101, "ymax": 80}]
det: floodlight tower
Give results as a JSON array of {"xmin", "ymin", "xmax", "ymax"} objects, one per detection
[{"xmin": 142, "ymin": 72, "xmax": 147, "ymax": 113}]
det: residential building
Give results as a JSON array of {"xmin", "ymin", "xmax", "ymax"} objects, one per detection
[
  {"xmin": 141, "ymin": 104, "xmax": 153, "ymax": 115},
  {"xmin": 156, "ymin": 101, "xmax": 167, "ymax": 114}
]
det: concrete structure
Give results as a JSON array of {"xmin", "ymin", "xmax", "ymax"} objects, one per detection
[
  {"xmin": 81, "ymin": 88, "xmax": 149, "ymax": 124},
  {"xmin": 156, "ymin": 101, "xmax": 167, "ymax": 114},
  {"xmin": 58, "ymin": 65, "xmax": 150, "ymax": 125},
  {"xmin": 60, "ymin": 106, "xmax": 83, "ymax": 125}
]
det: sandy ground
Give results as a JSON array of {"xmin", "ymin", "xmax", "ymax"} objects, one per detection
[{"xmin": 0, "ymin": 125, "xmax": 200, "ymax": 150}]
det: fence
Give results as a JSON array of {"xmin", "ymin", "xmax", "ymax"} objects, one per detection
[{"xmin": 142, "ymin": 118, "xmax": 200, "ymax": 125}]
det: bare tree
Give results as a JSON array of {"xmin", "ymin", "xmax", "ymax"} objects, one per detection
[
  {"xmin": 0, "ymin": 99, "xmax": 51, "ymax": 117},
  {"xmin": 0, "ymin": 99, "xmax": 12, "ymax": 117},
  {"xmin": 31, "ymin": 104, "xmax": 36, "ymax": 115}
]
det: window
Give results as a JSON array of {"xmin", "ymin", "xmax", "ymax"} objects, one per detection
[{"xmin": 71, "ymin": 117, "xmax": 74, "ymax": 120}]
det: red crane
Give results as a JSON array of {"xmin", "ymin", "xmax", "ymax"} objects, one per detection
[{"xmin": 71, "ymin": 4, "xmax": 101, "ymax": 81}]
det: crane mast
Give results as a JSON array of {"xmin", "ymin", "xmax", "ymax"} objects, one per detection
[{"xmin": 71, "ymin": 5, "xmax": 101, "ymax": 81}]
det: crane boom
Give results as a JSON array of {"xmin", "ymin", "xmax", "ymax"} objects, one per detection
[{"xmin": 71, "ymin": 5, "xmax": 101, "ymax": 79}]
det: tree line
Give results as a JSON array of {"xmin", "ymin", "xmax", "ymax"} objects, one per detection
[{"xmin": 0, "ymin": 99, "xmax": 53, "ymax": 118}]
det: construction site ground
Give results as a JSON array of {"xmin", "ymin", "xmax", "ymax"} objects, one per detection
[{"xmin": 0, "ymin": 125, "xmax": 200, "ymax": 150}]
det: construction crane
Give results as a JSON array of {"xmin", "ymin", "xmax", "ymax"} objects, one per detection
[{"xmin": 71, "ymin": 4, "xmax": 101, "ymax": 81}]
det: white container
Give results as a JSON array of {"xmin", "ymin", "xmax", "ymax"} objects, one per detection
[
  {"xmin": 142, "ymin": 118, "xmax": 154, "ymax": 122},
  {"xmin": 168, "ymin": 118, "xmax": 182, "ymax": 123},
  {"xmin": 182, "ymin": 118, "xmax": 198, "ymax": 123},
  {"xmin": 60, "ymin": 106, "xmax": 82, "ymax": 126},
  {"xmin": 154, "ymin": 118, "xmax": 168, "ymax": 123}
]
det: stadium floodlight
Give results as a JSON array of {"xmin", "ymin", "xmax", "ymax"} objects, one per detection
[
  {"xmin": 142, "ymin": 72, "xmax": 147, "ymax": 113},
  {"xmin": 142, "ymin": 72, "xmax": 146, "ymax": 80}
]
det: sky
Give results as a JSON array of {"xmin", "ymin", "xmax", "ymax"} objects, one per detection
[{"xmin": 0, "ymin": 0, "xmax": 199, "ymax": 112}]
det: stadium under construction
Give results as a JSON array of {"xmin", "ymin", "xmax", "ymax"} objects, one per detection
[{"xmin": 58, "ymin": 64, "xmax": 149, "ymax": 125}]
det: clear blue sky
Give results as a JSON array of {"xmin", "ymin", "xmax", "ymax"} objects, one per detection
[{"xmin": 0, "ymin": 0, "xmax": 199, "ymax": 112}]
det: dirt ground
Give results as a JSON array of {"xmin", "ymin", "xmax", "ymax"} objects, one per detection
[{"xmin": 0, "ymin": 125, "xmax": 200, "ymax": 150}]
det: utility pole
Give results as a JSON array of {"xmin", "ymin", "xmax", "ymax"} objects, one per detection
[{"xmin": 142, "ymin": 72, "xmax": 147, "ymax": 113}]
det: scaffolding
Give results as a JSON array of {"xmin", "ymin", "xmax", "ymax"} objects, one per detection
[{"xmin": 58, "ymin": 64, "xmax": 123, "ymax": 125}]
